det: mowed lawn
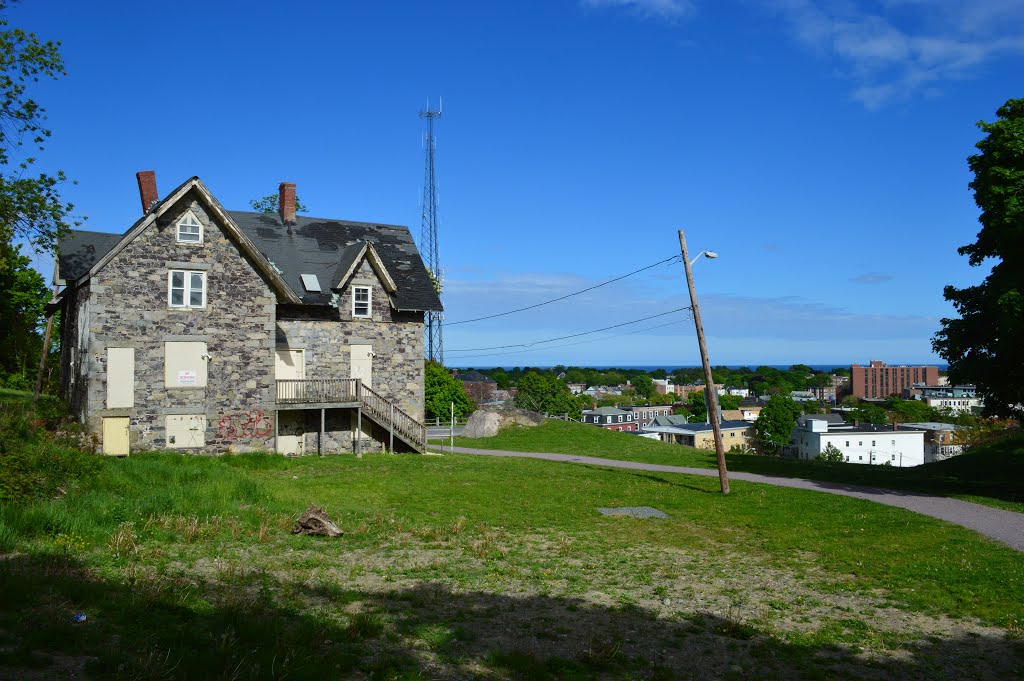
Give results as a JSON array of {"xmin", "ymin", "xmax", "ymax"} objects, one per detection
[
  {"xmin": 447, "ymin": 419, "xmax": 1024, "ymax": 512},
  {"xmin": 1, "ymin": 447, "xmax": 1022, "ymax": 680}
]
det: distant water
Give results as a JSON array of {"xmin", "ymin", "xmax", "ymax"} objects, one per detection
[{"xmin": 453, "ymin": 364, "xmax": 949, "ymax": 372}]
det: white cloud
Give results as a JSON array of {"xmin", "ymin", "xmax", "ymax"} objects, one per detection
[
  {"xmin": 764, "ymin": 0, "xmax": 1024, "ymax": 108},
  {"xmin": 580, "ymin": 0, "xmax": 695, "ymax": 21}
]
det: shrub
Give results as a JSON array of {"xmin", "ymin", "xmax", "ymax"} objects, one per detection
[{"xmin": 815, "ymin": 443, "xmax": 845, "ymax": 463}]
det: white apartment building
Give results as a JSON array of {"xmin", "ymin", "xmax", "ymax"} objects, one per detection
[{"xmin": 792, "ymin": 419, "xmax": 925, "ymax": 467}]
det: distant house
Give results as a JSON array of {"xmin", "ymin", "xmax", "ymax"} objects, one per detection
[
  {"xmin": 582, "ymin": 406, "xmax": 637, "ymax": 432},
  {"xmin": 898, "ymin": 422, "xmax": 965, "ymax": 462},
  {"xmin": 567, "ymin": 383, "xmax": 587, "ymax": 395},
  {"xmin": 903, "ymin": 385, "xmax": 983, "ymax": 415},
  {"xmin": 791, "ymin": 418, "xmax": 925, "ymax": 467},
  {"xmin": 723, "ymin": 406, "xmax": 761, "ymax": 422},
  {"xmin": 622, "ymin": 405, "xmax": 673, "ymax": 429},
  {"xmin": 644, "ymin": 419, "xmax": 753, "ymax": 451},
  {"xmin": 456, "ymin": 370, "xmax": 497, "ymax": 404}
]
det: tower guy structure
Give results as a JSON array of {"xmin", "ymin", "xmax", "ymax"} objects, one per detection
[{"xmin": 420, "ymin": 102, "xmax": 443, "ymax": 363}]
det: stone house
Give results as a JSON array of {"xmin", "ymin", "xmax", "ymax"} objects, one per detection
[{"xmin": 52, "ymin": 172, "xmax": 441, "ymax": 456}]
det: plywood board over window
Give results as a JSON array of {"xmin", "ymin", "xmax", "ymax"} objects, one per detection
[
  {"xmin": 165, "ymin": 342, "xmax": 208, "ymax": 387},
  {"xmin": 106, "ymin": 347, "xmax": 135, "ymax": 408},
  {"xmin": 166, "ymin": 415, "xmax": 206, "ymax": 449},
  {"xmin": 102, "ymin": 417, "xmax": 130, "ymax": 455}
]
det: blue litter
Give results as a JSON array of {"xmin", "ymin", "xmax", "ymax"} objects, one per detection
[{"xmin": 72, "ymin": 613, "xmax": 87, "ymax": 623}]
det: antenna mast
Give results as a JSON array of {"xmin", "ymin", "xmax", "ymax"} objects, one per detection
[{"xmin": 420, "ymin": 100, "xmax": 444, "ymax": 364}]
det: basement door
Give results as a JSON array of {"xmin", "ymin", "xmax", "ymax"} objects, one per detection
[
  {"xmin": 351, "ymin": 344, "xmax": 372, "ymax": 388},
  {"xmin": 102, "ymin": 417, "xmax": 130, "ymax": 456}
]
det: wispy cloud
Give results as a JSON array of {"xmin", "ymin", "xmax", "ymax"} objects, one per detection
[
  {"xmin": 580, "ymin": 0, "xmax": 695, "ymax": 21},
  {"xmin": 849, "ymin": 272, "xmax": 894, "ymax": 284},
  {"xmin": 764, "ymin": 0, "xmax": 1024, "ymax": 108}
]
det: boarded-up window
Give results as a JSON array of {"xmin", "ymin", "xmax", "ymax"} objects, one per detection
[
  {"xmin": 165, "ymin": 341, "xmax": 208, "ymax": 387},
  {"xmin": 166, "ymin": 415, "xmax": 206, "ymax": 449},
  {"xmin": 106, "ymin": 347, "xmax": 135, "ymax": 408}
]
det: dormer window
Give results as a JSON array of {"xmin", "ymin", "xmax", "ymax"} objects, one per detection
[
  {"xmin": 177, "ymin": 212, "xmax": 203, "ymax": 243},
  {"xmin": 353, "ymin": 286, "xmax": 371, "ymax": 318}
]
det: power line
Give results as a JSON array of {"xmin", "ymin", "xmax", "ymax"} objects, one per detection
[
  {"xmin": 447, "ymin": 307, "xmax": 692, "ymax": 354},
  {"xmin": 446, "ymin": 254, "xmax": 682, "ymax": 326},
  {"xmin": 445, "ymin": 318, "xmax": 690, "ymax": 361}
]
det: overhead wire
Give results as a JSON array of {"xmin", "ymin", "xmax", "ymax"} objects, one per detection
[
  {"xmin": 445, "ymin": 254, "xmax": 682, "ymax": 326},
  {"xmin": 446, "ymin": 307, "xmax": 692, "ymax": 356},
  {"xmin": 444, "ymin": 318, "xmax": 690, "ymax": 361}
]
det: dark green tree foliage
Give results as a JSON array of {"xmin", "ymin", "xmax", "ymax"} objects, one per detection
[
  {"xmin": 249, "ymin": 194, "xmax": 310, "ymax": 214},
  {"xmin": 514, "ymin": 371, "xmax": 581, "ymax": 417},
  {"xmin": 631, "ymin": 374, "xmax": 655, "ymax": 400},
  {"xmin": 0, "ymin": 3, "xmax": 72, "ymax": 256},
  {"xmin": 851, "ymin": 404, "xmax": 887, "ymax": 425},
  {"xmin": 934, "ymin": 98, "xmax": 1024, "ymax": 419},
  {"xmin": 424, "ymin": 362, "xmax": 474, "ymax": 420},
  {"xmin": 0, "ymin": 241, "xmax": 47, "ymax": 387},
  {"xmin": 753, "ymin": 396, "xmax": 802, "ymax": 453}
]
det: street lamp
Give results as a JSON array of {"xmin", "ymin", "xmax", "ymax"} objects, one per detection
[{"xmin": 677, "ymin": 230, "xmax": 730, "ymax": 494}]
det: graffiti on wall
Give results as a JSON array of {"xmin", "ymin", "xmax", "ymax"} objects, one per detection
[{"xmin": 218, "ymin": 411, "xmax": 273, "ymax": 440}]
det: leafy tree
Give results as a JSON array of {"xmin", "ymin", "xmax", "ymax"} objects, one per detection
[
  {"xmin": 424, "ymin": 362, "xmax": 474, "ymax": 420},
  {"xmin": 514, "ymin": 371, "xmax": 581, "ymax": 417},
  {"xmin": 753, "ymin": 396, "xmax": 802, "ymax": 454},
  {"xmin": 816, "ymin": 443, "xmax": 845, "ymax": 463},
  {"xmin": 0, "ymin": 241, "xmax": 47, "ymax": 387},
  {"xmin": 249, "ymin": 194, "xmax": 310, "ymax": 214},
  {"xmin": 850, "ymin": 404, "xmax": 887, "ymax": 425},
  {"xmin": 632, "ymin": 374, "xmax": 655, "ymax": 401},
  {"xmin": 933, "ymin": 98, "xmax": 1024, "ymax": 420},
  {"xmin": 809, "ymin": 373, "xmax": 832, "ymax": 389},
  {"xmin": 0, "ymin": 3, "xmax": 74, "ymax": 259}
]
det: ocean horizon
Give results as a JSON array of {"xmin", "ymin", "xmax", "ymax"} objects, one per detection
[{"xmin": 452, "ymin": 364, "xmax": 950, "ymax": 372}]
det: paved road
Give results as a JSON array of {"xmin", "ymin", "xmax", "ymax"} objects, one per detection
[{"xmin": 433, "ymin": 445, "xmax": 1024, "ymax": 553}]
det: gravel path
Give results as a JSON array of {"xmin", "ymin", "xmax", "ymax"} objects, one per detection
[{"xmin": 434, "ymin": 445, "xmax": 1024, "ymax": 553}]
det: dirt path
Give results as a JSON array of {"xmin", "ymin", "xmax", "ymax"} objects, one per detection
[{"xmin": 434, "ymin": 445, "xmax": 1024, "ymax": 553}]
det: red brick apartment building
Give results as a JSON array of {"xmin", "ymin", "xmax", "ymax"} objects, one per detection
[{"xmin": 851, "ymin": 361, "xmax": 938, "ymax": 399}]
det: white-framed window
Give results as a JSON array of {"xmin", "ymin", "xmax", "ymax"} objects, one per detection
[
  {"xmin": 176, "ymin": 211, "xmax": 203, "ymax": 243},
  {"xmin": 618, "ymin": 415, "xmax": 623, "ymax": 422},
  {"xmin": 353, "ymin": 286, "xmax": 371, "ymax": 318},
  {"xmin": 168, "ymin": 270, "xmax": 206, "ymax": 308}
]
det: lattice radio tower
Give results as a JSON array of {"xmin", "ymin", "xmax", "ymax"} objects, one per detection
[{"xmin": 420, "ymin": 100, "xmax": 444, "ymax": 364}]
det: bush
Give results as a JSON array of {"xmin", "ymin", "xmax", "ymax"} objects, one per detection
[{"xmin": 815, "ymin": 443, "xmax": 845, "ymax": 463}]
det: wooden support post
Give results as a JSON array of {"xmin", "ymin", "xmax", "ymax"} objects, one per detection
[
  {"xmin": 274, "ymin": 409, "xmax": 280, "ymax": 455},
  {"xmin": 389, "ymin": 403, "xmax": 394, "ymax": 454},
  {"xmin": 319, "ymin": 408, "xmax": 325, "ymax": 456},
  {"xmin": 356, "ymin": 407, "xmax": 362, "ymax": 459}
]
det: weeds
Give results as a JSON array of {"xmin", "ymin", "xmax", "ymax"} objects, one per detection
[{"xmin": 109, "ymin": 521, "xmax": 138, "ymax": 559}]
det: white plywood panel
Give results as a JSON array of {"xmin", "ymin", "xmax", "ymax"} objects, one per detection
[
  {"xmin": 164, "ymin": 341, "xmax": 207, "ymax": 387},
  {"xmin": 275, "ymin": 349, "xmax": 305, "ymax": 380},
  {"xmin": 166, "ymin": 415, "xmax": 206, "ymax": 449},
  {"xmin": 106, "ymin": 347, "xmax": 135, "ymax": 408},
  {"xmin": 350, "ymin": 344, "xmax": 372, "ymax": 388}
]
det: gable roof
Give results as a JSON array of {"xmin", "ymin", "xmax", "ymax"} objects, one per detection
[
  {"xmin": 228, "ymin": 210, "xmax": 441, "ymax": 311},
  {"xmin": 54, "ymin": 176, "xmax": 443, "ymax": 312},
  {"xmin": 457, "ymin": 370, "xmax": 496, "ymax": 384}
]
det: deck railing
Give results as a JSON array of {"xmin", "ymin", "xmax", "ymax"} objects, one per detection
[
  {"xmin": 276, "ymin": 378, "xmax": 359, "ymax": 404},
  {"xmin": 275, "ymin": 378, "xmax": 426, "ymax": 452}
]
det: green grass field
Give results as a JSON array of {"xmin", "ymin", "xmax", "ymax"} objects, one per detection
[
  {"xmin": 447, "ymin": 419, "xmax": 1024, "ymax": 512},
  {"xmin": 2, "ymin": 393, "xmax": 1022, "ymax": 679}
]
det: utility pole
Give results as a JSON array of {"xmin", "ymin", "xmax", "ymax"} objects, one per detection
[
  {"xmin": 420, "ymin": 101, "xmax": 443, "ymax": 364},
  {"xmin": 678, "ymin": 230, "xmax": 730, "ymax": 494}
]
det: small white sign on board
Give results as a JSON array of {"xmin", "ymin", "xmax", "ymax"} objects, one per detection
[{"xmin": 178, "ymin": 370, "xmax": 197, "ymax": 385}]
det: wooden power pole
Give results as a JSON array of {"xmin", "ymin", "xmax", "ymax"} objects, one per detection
[{"xmin": 677, "ymin": 230, "xmax": 730, "ymax": 494}]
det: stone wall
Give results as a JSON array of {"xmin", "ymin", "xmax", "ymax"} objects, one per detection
[{"xmin": 83, "ymin": 191, "xmax": 277, "ymax": 452}]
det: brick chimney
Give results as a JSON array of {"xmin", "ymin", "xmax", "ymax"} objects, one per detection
[
  {"xmin": 136, "ymin": 170, "xmax": 158, "ymax": 214},
  {"xmin": 279, "ymin": 182, "xmax": 296, "ymax": 224}
]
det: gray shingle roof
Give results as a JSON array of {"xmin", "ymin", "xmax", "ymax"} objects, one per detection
[
  {"xmin": 56, "ymin": 230, "xmax": 124, "ymax": 282},
  {"xmin": 54, "ymin": 199, "xmax": 443, "ymax": 314},
  {"xmin": 228, "ymin": 211, "xmax": 442, "ymax": 312}
]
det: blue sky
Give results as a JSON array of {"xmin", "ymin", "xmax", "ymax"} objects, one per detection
[{"xmin": 12, "ymin": 0, "xmax": 1022, "ymax": 367}]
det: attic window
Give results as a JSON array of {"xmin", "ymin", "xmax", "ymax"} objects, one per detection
[
  {"xmin": 300, "ymin": 274, "xmax": 321, "ymax": 292},
  {"xmin": 353, "ymin": 286, "xmax": 371, "ymax": 318},
  {"xmin": 177, "ymin": 212, "xmax": 203, "ymax": 243}
]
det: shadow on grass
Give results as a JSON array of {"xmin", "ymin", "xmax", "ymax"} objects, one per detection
[{"xmin": 1, "ymin": 553, "xmax": 1020, "ymax": 680}]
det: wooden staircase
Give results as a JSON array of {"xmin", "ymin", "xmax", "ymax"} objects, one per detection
[{"xmin": 276, "ymin": 378, "xmax": 427, "ymax": 453}]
